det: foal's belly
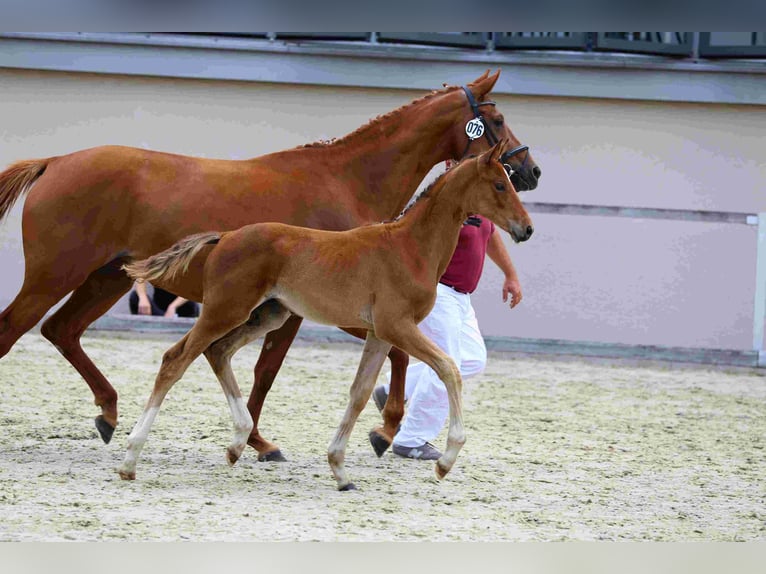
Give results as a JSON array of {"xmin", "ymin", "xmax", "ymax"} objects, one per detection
[{"xmin": 272, "ymin": 288, "xmax": 372, "ymax": 331}]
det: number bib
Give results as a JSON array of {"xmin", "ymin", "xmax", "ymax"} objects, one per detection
[{"xmin": 465, "ymin": 118, "xmax": 485, "ymax": 140}]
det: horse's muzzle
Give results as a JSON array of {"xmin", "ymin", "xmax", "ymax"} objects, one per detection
[{"xmin": 511, "ymin": 165, "xmax": 542, "ymax": 192}]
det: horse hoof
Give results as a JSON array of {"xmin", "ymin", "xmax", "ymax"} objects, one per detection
[
  {"xmin": 257, "ymin": 449, "xmax": 287, "ymax": 462},
  {"xmin": 339, "ymin": 482, "xmax": 357, "ymax": 491},
  {"xmin": 95, "ymin": 416, "xmax": 115, "ymax": 444},
  {"xmin": 368, "ymin": 430, "xmax": 392, "ymax": 458}
]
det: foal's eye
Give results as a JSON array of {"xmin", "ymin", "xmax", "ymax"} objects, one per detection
[{"xmin": 494, "ymin": 182, "xmax": 505, "ymax": 192}]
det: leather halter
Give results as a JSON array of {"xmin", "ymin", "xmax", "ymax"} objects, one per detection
[{"xmin": 460, "ymin": 85, "xmax": 530, "ymax": 174}]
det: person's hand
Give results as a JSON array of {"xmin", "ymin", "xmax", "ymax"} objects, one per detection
[
  {"xmin": 137, "ymin": 297, "xmax": 152, "ymax": 315},
  {"xmin": 164, "ymin": 297, "xmax": 186, "ymax": 318},
  {"xmin": 502, "ymin": 277, "xmax": 522, "ymax": 309}
]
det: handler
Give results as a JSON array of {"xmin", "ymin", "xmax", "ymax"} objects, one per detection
[{"xmin": 373, "ymin": 191, "xmax": 523, "ymax": 460}]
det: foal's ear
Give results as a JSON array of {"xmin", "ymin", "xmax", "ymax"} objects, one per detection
[{"xmin": 486, "ymin": 139, "xmax": 509, "ymax": 166}]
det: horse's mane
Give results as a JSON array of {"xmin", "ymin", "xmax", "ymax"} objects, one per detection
[{"xmin": 296, "ymin": 84, "xmax": 463, "ymax": 150}]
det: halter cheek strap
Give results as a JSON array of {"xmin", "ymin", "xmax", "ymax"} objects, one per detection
[{"xmin": 460, "ymin": 85, "xmax": 530, "ymax": 171}]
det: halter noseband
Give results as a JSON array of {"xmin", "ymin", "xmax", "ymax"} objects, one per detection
[{"xmin": 460, "ymin": 85, "xmax": 529, "ymax": 174}]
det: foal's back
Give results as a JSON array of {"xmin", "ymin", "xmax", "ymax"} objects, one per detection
[{"xmin": 201, "ymin": 220, "xmax": 427, "ymax": 331}]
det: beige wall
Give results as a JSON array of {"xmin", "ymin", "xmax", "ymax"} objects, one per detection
[{"xmin": 1, "ymin": 68, "xmax": 764, "ymax": 350}]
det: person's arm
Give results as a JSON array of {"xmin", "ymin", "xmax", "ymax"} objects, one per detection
[
  {"xmin": 135, "ymin": 282, "xmax": 153, "ymax": 315},
  {"xmin": 486, "ymin": 227, "xmax": 522, "ymax": 309},
  {"xmin": 164, "ymin": 296, "xmax": 189, "ymax": 318}
]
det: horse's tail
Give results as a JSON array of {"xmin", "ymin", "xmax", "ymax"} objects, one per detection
[
  {"xmin": 123, "ymin": 232, "xmax": 222, "ymax": 284},
  {"xmin": 0, "ymin": 158, "xmax": 52, "ymax": 222}
]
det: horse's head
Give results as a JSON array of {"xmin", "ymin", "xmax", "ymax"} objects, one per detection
[
  {"xmin": 469, "ymin": 140, "xmax": 534, "ymax": 244},
  {"xmin": 451, "ymin": 70, "xmax": 542, "ymax": 192}
]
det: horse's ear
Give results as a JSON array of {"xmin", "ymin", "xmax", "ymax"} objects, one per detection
[{"xmin": 469, "ymin": 69, "xmax": 500, "ymax": 99}]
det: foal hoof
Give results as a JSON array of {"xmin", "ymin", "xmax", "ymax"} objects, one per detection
[
  {"xmin": 118, "ymin": 468, "xmax": 136, "ymax": 481},
  {"xmin": 338, "ymin": 482, "xmax": 357, "ymax": 491},
  {"xmin": 226, "ymin": 448, "xmax": 242, "ymax": 466},
  {"xmin": 257, "ymin": 449, "xmax": 287, "ymax": 463},
  {"xmin": 95, "ymin": 416, "xmax": 115, "ymax": 444},
  {"xmin": 434, "ymin": 460, "xmax": 449, "ymax": 481},
  {"xmin": 368, "ymin": 430, "xmax": 392, "ymax": 458}
]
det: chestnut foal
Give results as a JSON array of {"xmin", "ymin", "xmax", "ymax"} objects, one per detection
[{"xmin": 120, "ymin": 140, "xmax": 533, "ymax": 490}]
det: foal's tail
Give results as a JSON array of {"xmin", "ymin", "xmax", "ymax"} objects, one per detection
[
  {"xmin": 0, "ymin": 158, "xmax": 52, "ymax": 222},
  {"xmin": 123, "ymin": 232, "xmax": 222, "ymax": 284}
]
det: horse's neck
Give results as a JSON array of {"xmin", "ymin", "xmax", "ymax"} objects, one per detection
[
  {"xmin": 393, "ymin": 167, "xmax": 474, "ymax": 281},
  {"xmin": 329, "ymin": 90, "xmax": 463, "ymax": 220}
]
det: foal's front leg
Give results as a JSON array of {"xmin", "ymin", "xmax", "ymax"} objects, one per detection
[
  {"xmin": 377, "ymin": 321, "xmax": 466, "ymax": 481},
  {"xmin": 327, "ymin": 331, "xmax": 391, "ymax": 491},
  {"xmin": 342, "ymin": 327, "xmax": 408, "ymax": 456}
]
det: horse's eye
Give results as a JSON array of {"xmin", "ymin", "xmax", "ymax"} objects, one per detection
[
  {"xmin": 493, "ymin": 118, "xmax": 504, "ymax": 128},
  {"xmin": 494, "ymin": 182, "xmax": 505, "ymax": 192}
]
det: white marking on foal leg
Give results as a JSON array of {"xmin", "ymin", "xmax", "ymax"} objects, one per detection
[
  {"xmin": 225, "ymin": 395, "xmax": 254, "ymax": 465},
  {"xmin": 119, "ymin": 406, "xmax": 161, "ymax": 480},
  {"xmin": 434, "ymin": 361, "xmax": 466, "ymax": 480}
]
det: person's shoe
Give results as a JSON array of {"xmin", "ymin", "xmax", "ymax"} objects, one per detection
[
  {"xmin": 372, "ymin": 385, "xmax": 388, "ymax": 413},
  {"xmin": 392, "ymin": 442, "xmax": 442, "ymax": 460}
]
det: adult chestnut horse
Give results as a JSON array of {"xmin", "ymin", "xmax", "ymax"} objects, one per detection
[
  {"xmin": 120, "ymin": 140, "xmax": 533, "ymax": 490},
  {"xmin": 0, "ymin": 71, "xmax": 541, "ymax": 459}
]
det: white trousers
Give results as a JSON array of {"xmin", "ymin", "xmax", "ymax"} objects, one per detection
[{"xmin": 387, "ymin": 283, "xmax": 487, "ymax": 448}]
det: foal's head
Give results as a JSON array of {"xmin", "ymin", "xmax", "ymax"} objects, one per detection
[{"xmin": 462, "ymin": 140, "xmax": 534, "ymax": 244}]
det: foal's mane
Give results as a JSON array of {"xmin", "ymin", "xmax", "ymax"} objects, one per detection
[
  {"xmin": 384, "ymin": 154, "xmax": 475, "ymax": 224},
  {"xmin": 298, "ymin": 84, "xmax": 463, "ymax": 150}
]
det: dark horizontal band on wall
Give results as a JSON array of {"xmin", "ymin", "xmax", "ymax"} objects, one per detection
[
  {"xmin": 88, "ymin": 314, "xmax": 763, "ymax": 368},
  {"xmin": 483, "ymin": 336, "xmax": 762, "ymax": 369},
  {"xmin": 1, "ymin": 33, "xmax": 765, "ymax": 105},
  {"xmin": 523, "ymin": 202, "xmax": 758, "ymax": 225}
]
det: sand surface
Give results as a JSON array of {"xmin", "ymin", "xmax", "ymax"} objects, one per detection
[{"xmin": 1, "ymin": 331, "xmax": 764, "ymax": 541}]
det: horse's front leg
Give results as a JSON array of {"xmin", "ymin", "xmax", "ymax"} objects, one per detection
[
  {"xmin": 246, "ymin": 312, "xmax": 304, "ymax": 461},
  {"xmin": 327, "ymin": 331, "xmax": 391, "ymax": 491}
]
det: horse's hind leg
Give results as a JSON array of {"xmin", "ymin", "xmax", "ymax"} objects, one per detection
[
  {"xmin": 203, "ymin": 300, "xmax": 292, "ymax": 466},
  {"xmin": 0, "ymin": 285, "xmax": 69, "ymax": 359},
  {"xmin": 39, "ymin": 259, "xmax": 133, "ymax": 443},
  {"xmin": 327, "ymin": 331, "xmax": 391, "ymax": 491},
  {"xmin": 246, "ymin": 312, "xmax": 304, "ymax": 461}
]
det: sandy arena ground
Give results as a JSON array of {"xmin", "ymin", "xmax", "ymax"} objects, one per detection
[{"xmin": 0, "ymin": 331, "xmax": 764, "ymax": 541}]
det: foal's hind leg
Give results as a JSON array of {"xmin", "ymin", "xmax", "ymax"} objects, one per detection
[
  {"xmin": 119, "ymin": 304, "xmax": 256, "ymax": 480},
  {"xmin": 327, "ymin": 331, "xmax": 391, "ymax": 491},
  {"xmin": 39, "ymin": 260, "xmax": 133, "ymax": 443},
  {"xmin": 203, "ymin": 300, "xmax": 292, "ymax": 466}
]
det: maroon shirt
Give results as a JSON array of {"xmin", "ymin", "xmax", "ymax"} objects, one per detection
[{"xmin": 439, "ymin": 215, "xmax": 495, "ymax": 294}]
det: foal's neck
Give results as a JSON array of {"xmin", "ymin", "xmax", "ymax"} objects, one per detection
[{"xmin": 393, "ymin": 164, "xmax": 477, "ymax": 281}]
